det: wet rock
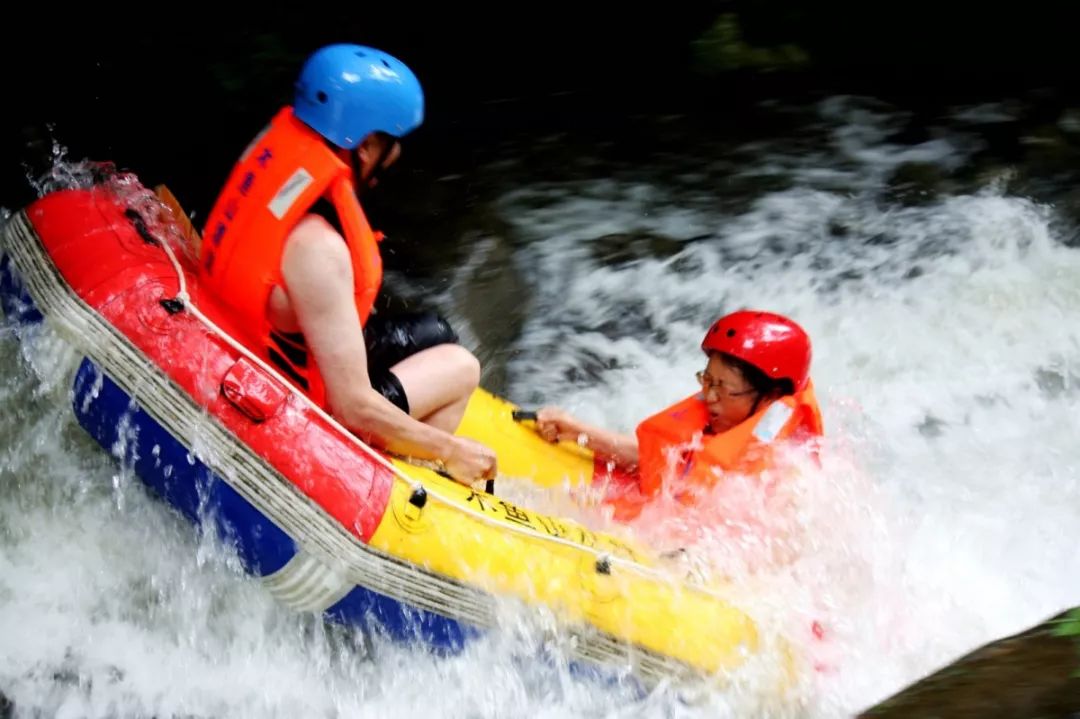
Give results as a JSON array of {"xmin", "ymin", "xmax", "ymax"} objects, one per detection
[
  {"xmin": 859, "ymin": 607, "xmax": 1080, "ymax": 718},
  {"xmin": 864, "ymin": 231, "xmax": 898, "ymax": 246},
  {"xmin": 563, "ymin": 348, "xmax": 622, "ymax": 386},
  {"xmin": 589, "ymin": 231, "xmax": 686, "ymax": 267},
  {"xmin": 1047, "ymin": 186, "xmax": 1080, "ymax": 239},
  {"xmin": 455, "ymin": 233, "xmax": 530, "ymax": 394},
  {"xmin": 589, "ymin": 299, "xmax": 667, "ymax": 345},
  {"xmin": 1019, "ymin": 124, "xmax": 1080, "ymax": 176},
  {"xmin": 883, "ymin": 162, "xmax": 946, "ymax": 207},
  {"xmin": 916, "ymin": 414, "xmax": 946, "ymax": 438},
  {"xmin": 1035, "ymin": 367, "xmax": 1078, "ymax": 398},
  {"xmin": 1057, "ymin": 108, "xmax": 1080, "ymax": 134},
  {"xmin": 720, "ymin": 171, "xmax": 795, "ymax": 200},
  {"xmin": 669, "ymin": 253, "xmax": 705, "ymax": 276},
  {"xmin": 966, "ymin": 165, "xmax": 1018, "ymax": 194}
]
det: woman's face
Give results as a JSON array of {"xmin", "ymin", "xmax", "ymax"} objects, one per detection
[{"xmin": 698, "ymin": 354, "xmax": 761, "ymax": 433}]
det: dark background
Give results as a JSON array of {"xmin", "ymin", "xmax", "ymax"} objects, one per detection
[{"xmin": 3, "ymin": 1, "xmax": 1078, "ymax": 226}]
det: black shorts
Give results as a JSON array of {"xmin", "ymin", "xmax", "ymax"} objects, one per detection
[{"xmin": 364, "ymin": 311, "xmax": 460, "ymax": 414}]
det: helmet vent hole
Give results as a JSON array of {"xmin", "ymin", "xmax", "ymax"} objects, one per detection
[
  {"xmin": 316, "ymin": 91, "xmax": 328, "ymax": 104},
  {"xmin": 726, "ymin": 328, "xmax": 736, "ymax": 338},
  {"xmin": 381, "ymin": 59, "xmax": 391, "ymax": 68}
]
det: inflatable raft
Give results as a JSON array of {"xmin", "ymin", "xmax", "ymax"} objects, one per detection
[{"xmin": 0, "ymin": 170, "xmax": 783, "ymax": 689}]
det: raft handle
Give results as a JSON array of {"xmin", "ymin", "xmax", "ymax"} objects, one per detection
[
  {"xmin": 159, "ymin": 298, "xmax": 185, "ymax": 314},
  {"xmin": 432, "ymin": 467, "xmax": 495, "ymax": 496},
  {"xmin": 595, "ymin": 556, "xmax": 612, "ymax": 575},
  {"xmin": 511, "ymin": 410, "xmax": 537, "ymax": 422},
  {"xmin": 408, "ymin": 486, "xmax": 428, "ymax": 509}
]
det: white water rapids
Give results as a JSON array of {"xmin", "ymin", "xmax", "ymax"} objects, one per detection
[{"xmin": 2, "ymin": 96, "xmax": 1078, "ymax": 717}]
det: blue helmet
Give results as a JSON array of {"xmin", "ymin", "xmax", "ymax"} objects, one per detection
[{"xmin": 293, "ymin": 43, "xmax": 424, "ymax": 150}]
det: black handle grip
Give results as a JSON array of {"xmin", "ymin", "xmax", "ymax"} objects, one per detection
[
  {"xmin": 511, "ymin": 410, "xmax": 538, "ymax": 422},
  {"xmin": 435, "ymin": 468, "xmax": 494, "ymax": 496}
]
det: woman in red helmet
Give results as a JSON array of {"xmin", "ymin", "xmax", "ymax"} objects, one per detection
[{"xmin": 534, "ymin": 310, "xmax": 824, "ymax": 518}]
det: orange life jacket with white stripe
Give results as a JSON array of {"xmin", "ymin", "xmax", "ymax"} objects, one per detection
[
  {"xmin": 198, "ymin": 106, "xmax": 384, "ymax": 407},
  {"xmin": 634, "ymin": 380, "xmax": 824, "ymax": 497}
]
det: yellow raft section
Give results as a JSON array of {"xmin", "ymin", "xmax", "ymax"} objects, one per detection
[
  {"xmin": 151, "ymin": 185, "xmax": 773, "ymax": 682},
  {"xmin": 377, "ymin": 388, "xmax": 764, "ymax": 679}
]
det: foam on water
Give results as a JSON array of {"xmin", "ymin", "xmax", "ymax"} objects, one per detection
[
  {"xmin": 2, "ymin": 96, "xmax": 1079, "ymax": 717},
  {"xmin": 494, "ymin": 96, "xmax": 1080, "ymax": 714}
]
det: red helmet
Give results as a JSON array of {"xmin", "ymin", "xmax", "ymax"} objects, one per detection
[{"xmin": 701, "ymin": 310, "xmax": 812, "ymax": 392}]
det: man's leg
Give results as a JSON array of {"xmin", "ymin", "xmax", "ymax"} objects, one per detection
[
  {"xmin": 364, "ymin": 311, "xmax": 480, "ymax": 433},
  {"xmin": 390, "ymin": 344, "xmax": 480, "ymax": 433}
]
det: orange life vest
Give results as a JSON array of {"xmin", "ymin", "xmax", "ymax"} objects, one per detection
[
  {"xmin": 198, "ymin": 106, "xmax": 384, "ymax": 407},
  {"xmin": 634, "ymin": 379, "xmax": 824, "ymax": 499}
]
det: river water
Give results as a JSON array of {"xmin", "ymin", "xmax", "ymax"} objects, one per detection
[{"xmin": 2, "ymin": 94, "xmax": 1078, "ymax": 717}]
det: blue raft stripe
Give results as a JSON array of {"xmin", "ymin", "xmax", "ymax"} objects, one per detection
[
  {"xmin": 72, "ymin": 357, "xmax": 298, "ymax": 576},
  {"xmin": 326, "ymin": 585, "xmax": 480, "ymax": 653},
  {"xmin": 70, "ymin": 356, "xmax": 476, "ymax": 653},
  {"xmin": 0, "ymin": 253, "xmax": 45, "ymax": 325}
]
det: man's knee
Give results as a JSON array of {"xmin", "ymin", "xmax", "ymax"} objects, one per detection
[{"xmin": 448, "ymin": 344, "xmax": 481, "ymax": 391}]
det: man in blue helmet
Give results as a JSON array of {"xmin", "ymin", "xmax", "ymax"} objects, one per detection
[{"xmin": 199, "ymin": 43, "xmax": 497, "ymax": 485}]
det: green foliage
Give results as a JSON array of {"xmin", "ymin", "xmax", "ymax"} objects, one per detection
[
  {"xmin": 691, "ymin": 13, "xmax": 809, "ymax": 74},
  {"xmin": 1049, "ymin": 608, "xmax": 1080, "ymax": 638},
  {"xmin": 1050, "ymin": 608, "xmax": 1080, "ymax": 678}
]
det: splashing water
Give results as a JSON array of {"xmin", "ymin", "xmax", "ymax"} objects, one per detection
[
  {"xmin": 2, "ymin": 96, "xmax": 1079, "ymax": 717},
  {"xmin": 494, "ymin": 95, "xmax": 1080, "ymax": 714}
]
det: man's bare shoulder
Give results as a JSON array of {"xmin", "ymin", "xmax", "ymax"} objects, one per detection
[
  {"xmin": 284, "ymin": 215, "xmax": 350, "ymax": 268},
  {"xmin": 287, "ymin": 213, "xmax": 344, "ymax": 247}
]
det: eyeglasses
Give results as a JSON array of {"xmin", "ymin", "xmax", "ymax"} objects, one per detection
[{"xmin": 695, "ymin": 370, "xmax": 757, "ymax": 398}]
